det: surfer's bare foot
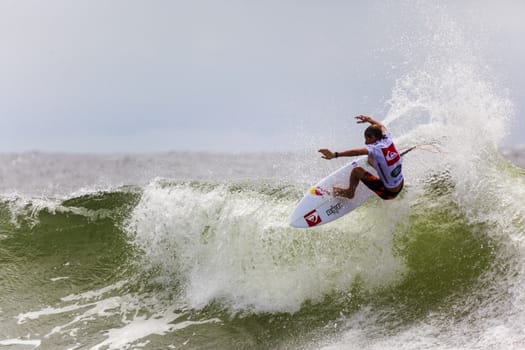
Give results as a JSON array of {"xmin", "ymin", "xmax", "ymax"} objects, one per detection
[{"xmin": 333, "ymin": 187, "xmax": 355, "ymax": 199}]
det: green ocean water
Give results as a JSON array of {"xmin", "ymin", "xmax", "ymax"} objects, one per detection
[{"xmin": 1, "ymin": 157, "xmax": 522, "ymax": 349}]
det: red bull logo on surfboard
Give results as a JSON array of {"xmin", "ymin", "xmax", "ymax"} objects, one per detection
[{"xmin": 309, "ymin": 186, "xmax": 331, "ymax": 197}]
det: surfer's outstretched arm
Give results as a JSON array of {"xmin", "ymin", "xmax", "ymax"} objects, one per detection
[
  {"xmin": 318, "ymin": 148, "xmax": 368, "ymax": 160},
  {"xmin": 355, "ymin": 115, "xmax": 387, "ymax": 133}
]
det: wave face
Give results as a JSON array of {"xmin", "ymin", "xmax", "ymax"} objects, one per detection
[{"xmin": 2, "ymin": 4, "xmax": 525, "ymax": 350}]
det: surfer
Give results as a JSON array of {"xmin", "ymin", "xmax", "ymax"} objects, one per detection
[{"xmin": 318, "ymin": 115, "xmax": 404, "ymax": 200}]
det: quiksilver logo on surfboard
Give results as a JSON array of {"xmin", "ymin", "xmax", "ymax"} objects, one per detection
[{"xmin": 304, "ymin": 209, "xmax": 322, "ymax": 227}]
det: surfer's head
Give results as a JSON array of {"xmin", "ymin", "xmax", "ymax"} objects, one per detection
[{"xmin": 364, "ymin": 125, "xmax": 383, "ymax": 144}]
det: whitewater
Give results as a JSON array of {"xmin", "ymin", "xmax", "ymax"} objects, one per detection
[{"xmin": 2, "ymin": 6, "xmax": 525, "ymax": 350}]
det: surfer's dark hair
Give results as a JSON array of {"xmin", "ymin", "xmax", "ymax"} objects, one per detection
[{"xmin": 364, "ymin": 125, "xmax": 384, "ymax": 139}]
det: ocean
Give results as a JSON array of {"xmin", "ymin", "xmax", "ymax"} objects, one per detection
[{"xmin": 0, "ymin": 142, "xmax": 524, "ymax": 350}]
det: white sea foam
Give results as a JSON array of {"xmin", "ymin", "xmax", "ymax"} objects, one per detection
[
  {"xmin": 14, "ymin": 280, "xmax": 220, "ymax": 349},
  {"xmin": 128, "ymin": 180, "xmax": 408, "ymax": 314},
  {"xmin": 0, "ymin": 338, "xmax": 41, "ymax": 349}
]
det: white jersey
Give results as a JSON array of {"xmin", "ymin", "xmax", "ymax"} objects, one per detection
[{"xmin": 365, "ymin": 131, "xmax": 403, "ymax": 189}]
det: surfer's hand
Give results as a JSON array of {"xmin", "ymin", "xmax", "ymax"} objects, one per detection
[
  {"xmin": 355, "ymin": 115, "xmax": 372, "ymax": 123},
  {"xmin": 318, "ymin": 149, "xmax": 335, "ymax": 160}
]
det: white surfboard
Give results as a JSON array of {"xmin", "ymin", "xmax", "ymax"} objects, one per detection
[{"xmin": 289, "ymin": 156, "xmax": 377, "ymax": 228}]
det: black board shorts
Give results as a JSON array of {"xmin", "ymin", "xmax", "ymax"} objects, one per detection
[{"xmin": 361, "ymin": 171, "xmax": 403, "ymax": 200}]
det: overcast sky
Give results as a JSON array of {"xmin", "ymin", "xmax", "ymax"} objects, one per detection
[{"xmin": 1, "ymin": 0, "xmax": 524, "ymax": 153}]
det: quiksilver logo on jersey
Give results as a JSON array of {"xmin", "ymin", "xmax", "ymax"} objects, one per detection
[
  {"xmin": 381, "ymin": 143, "xmax": 400, "ymax": 166},
  {"xmin": 304, "ymin": 209, "xmax": 322, "ymax": 227},
  {"xmin": 386, "ymin": 151, "xmax": 397, "ymax": 161}
]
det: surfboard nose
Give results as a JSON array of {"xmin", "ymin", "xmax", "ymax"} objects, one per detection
[{"xmin": 289, "ymin": 219, "xmax": 308, "ymax": 228}]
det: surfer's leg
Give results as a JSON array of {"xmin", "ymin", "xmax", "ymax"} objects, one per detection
[
  {"xmin": 333, "ymin": 167, "xmax": 366, "ymax": 199},
  {"xmin": 360, "ymin": 172, "xmax": 403, "ymax": 200}
]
